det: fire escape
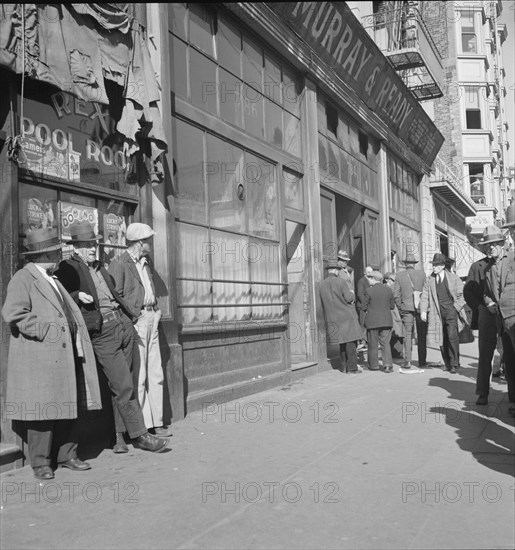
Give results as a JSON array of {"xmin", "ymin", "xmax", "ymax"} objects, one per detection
[{"xmin": 363, "ymin": 1, "xmax": 444, "ymax": 100}]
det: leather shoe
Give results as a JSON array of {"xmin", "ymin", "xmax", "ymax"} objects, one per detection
[
  {"xmin": 151, "ymin": 426, "xmax": 173, "ymax": 437},
  {"xmin": 449, "ymin": 366, "xmax": 458, "ymax": 374},
  {"xmin": 133, "ymin": 432, "xmax": 169, "ymax": 453},
  {"xmin": 402, "ymin": 362, "xmax": 412, "ymax": 369},
  {"xmin": 476, "ymin": 395, "xmax": 488, "ymax": 405},
  {"xmin": 113, "ymin": 432, "xmax": 129, "ymax": 454},
  {"xmin": 348, "ymin": 366, "xmax": 364, "ymax": 374},
  {"xmin": 59, "ymin": 458, "xmax": 91, "ymax": 471},
  {"xmin": 33, "ymin": 465, "xmax": 54, "ymax": 480}
]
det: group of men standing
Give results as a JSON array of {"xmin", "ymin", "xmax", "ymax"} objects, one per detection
[
  {"xmin": 319, "ymin": 202, "xmax": 515, "ymax": 419},
  {"xmin": 3, "ymin": 220, "xmax": 171, "ymax": 480}
]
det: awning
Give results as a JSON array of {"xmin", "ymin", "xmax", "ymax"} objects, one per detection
[{"xmin": 429, "ymin": 180, "xmax": 477, "ymax": 217}]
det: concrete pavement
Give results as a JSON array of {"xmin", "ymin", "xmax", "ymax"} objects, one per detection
[{"xmin": 1, "ymin": 342, "xmax": 514, "ymax": 550}]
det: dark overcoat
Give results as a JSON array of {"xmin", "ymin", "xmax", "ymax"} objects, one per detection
[
  {"xmin": 319, "ymin": 273, "xmax": 362, "ymax": 344},
  {"xmin": 362, "ymin": 283, "xmax": 395, "ymax": 329},
  {"xmin": 464, "ymin": 257, "xmax": 495, "ymax": 329},
  {"xmin": 2, "ymin": 263, "xmax": 101, "ymax": 421}
]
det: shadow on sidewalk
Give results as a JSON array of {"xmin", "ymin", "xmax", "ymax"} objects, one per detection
[{"xmin": 429, "ymin": 405, "xmax": 515, "ymax": 479}]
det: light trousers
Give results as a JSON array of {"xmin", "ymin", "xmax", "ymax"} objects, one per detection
[{"xmin": 133, "ymin": 309, "xmax": 164, "ymax": 428}]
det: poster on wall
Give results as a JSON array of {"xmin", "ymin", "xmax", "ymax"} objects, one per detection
[
  {"xmin": 60, "ymin": 202, "xmax": 99, "ymax": 259},
  {"xmin": 23, "ymin": 197, "xmax": 58, "ymax": 234},
  {"xmin": 102, "ymin": 212, "xmax": 127, "ymax": 266}
]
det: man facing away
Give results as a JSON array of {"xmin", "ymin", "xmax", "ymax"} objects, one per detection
[
  {"xmin": 420, "ymin": 253, "xmax": 468, "ymax": 374},
  {"xmin": 464, "ymin": 225, "xmax": 506, "ymax": 405},
  {"xmin": 361, "ymin": 270, "xmax": 395, "ymax": 372},
  {"xmin": 319, "ymin": 260, "xmax": 364, "ymax": 374},
  {"xmin": 55, "ymin": 221, "xmax": 169, "ymax": 454},
  {"xmin": 109, "ymin": 223, "xmax": 172, "ymax": 437},
  {"xmin": 393, "ymin": 252, "xmax": 427, "ymax": 369}
]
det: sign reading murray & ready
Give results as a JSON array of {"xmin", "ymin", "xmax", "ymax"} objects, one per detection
[{"xmin": 270, "ymin": 2, "xmax": 444, "ymax": 167}]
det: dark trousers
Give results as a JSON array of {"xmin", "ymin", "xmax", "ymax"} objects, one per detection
[
  {"xmin": 501, "ymin": 319, "xmax": 515, "ymax": 403},
  {"xmin": 25, "ymin": 419, "xmax": 78, "ymax": 468},
  {"xmin": 339, "ymin": 341, "xmax": 358, "ymax": 372},
  {"xmin": 439, "ymin": 306, "xmax": 460, "ymax": 369},
  {"xmin": 401, "ymin": 311, "xmax": 427, "ymax": 364},
  {"xmin": 476, "ymin": 305, "xmax": 500, "ymax": 396},
  {"xmin": 91, "ymin": 314, "xmax": 147, "ymax": 439},
  {"xmin": 367, "ymin": 328, "xmax": 393, "ymax": 369}
]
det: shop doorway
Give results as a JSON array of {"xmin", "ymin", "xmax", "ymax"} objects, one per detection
[{"xmin": 285, "ymin": 220, "xmax": 311, "ymax": 364}]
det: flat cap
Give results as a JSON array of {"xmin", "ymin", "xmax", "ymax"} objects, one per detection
[
  {"xmin": 369, "ymin": 270, "xmax": 383, "ymax": 281},
  {"xmin": 126, "ymin": 223, "xmax": 156, "ymax": 241}
]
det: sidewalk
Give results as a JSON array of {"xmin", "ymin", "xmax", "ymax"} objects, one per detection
[{"xmin": 1, "ymin": 342, "xmax": 514, "ymax": 550}]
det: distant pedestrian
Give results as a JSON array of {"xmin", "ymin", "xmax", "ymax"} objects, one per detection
[
  {"xmin": 420, "ymin": 253, "xmax": 468, "ymax": 374},
  {"xmin": 337, "ymin": 249, "xmax": 353, "ymax": 290},
  {"xmin": 319, "ymin": 261, "xmax": 363, "ymax": 373},
  {"xmin": 356, "ymin": 266, "xmax": 373, "ymax": 329},
  {"xmin": 464, "ymin": 225, "xmax": 506, "ymax": 405},
  {"xmin": 362, "ymin": 271, "xmax": 395, "ymax": 372},
  {"xmin": 2, "ymin": 228, "xmax": 101, "ymax": 480},
  {"xmin": 384, "ymin": 272, "xmax": 404, "ymax": 358},
  {"xmin": 109, "ymin": 223, "xmax": 172, "ymax": 437},
  {"xmin": 393, "ymin": 252, "xmax": 427, "ymax": 368}
]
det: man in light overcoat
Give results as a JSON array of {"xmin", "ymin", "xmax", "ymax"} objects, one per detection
[
  {"xmin": 2, "ymin": 228, "xmax": 101, "ymax": 480},
  {"xmin": 420, "ymin": 253, "xmax": 468, "ymax": 374},
  {"xmin": 319, "ymin": 260, "xmax": 363, "ymax": 373}
]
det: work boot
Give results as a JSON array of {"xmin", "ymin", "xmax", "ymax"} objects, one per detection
[
  {"xmin": 113, "ymin": 432, "xmax": 129, "ymax": 454},
  {"xmin": 132, "ymin": 432, "xmax": 169, "ymax": 453}
]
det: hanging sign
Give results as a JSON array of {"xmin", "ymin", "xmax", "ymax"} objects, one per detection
[{"xmin": 18, "ymin": 82, "xmax": 132, "ymax": 190}]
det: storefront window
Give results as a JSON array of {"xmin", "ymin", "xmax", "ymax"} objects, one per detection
[
  {"xmin": 388, "ymin": 154, "xmax": 420, "ymax": 222},
  {"xmin": 19, "ymin": 182, "xmax": 133, "ymax": 266},
  {"xmin": 169, "ymin": 5, "xmax": 302, "ymax": 158},
  {"xmin": 174, "ymin": 118, "xmax": 283, "ymax": 325}
]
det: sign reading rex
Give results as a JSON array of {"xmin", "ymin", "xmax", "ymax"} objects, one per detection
[{"xmin": 270, "ymin": 2, "xmax": 443, "ymax": 167}]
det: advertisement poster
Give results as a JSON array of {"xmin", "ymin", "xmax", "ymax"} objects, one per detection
[
  {"xmin": 24, "ymin": 197, "xmax": 57, "ymax": 233},
  {"xmin": 103, "ymin": 212, "xmax": 127, "ymax": 266},
  {"xmin": 60, "ymin": 202, "xmax": 99, "ymax": 259}
]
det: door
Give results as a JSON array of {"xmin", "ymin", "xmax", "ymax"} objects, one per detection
[{"xmin": 286, "ymin": 220, "xmax": 310, "ymax": 363}]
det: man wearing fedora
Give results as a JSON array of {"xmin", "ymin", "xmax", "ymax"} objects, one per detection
[
  {"xmin": 337, "ymin": 249, "xmax": 353, "ymax": 288},
  {"xmin": 464, "ymin": 225, "xmax": 506, "ymax": 405},
  {"xmin": 109, "ymin": 223, "xmax": 172, "ymax": 437},
  {"xmin": 420, "ymin": 253, "xmax": 468, "ymax": 374},
  {"xmin": 319, "ymin": 260, "xmax": 363, "ymax": 373},
  {"xmin": 490, "ymin": 204, "xmax": 515, "ymax": 416},
  {"xmin": 393, "ymin": 252, "xmax": 427, "ymax": 368},
  {"xmin": 55, "ymin": 221, "xmax": 169, "ymax": 454},
  {"xmin": 2, "ymin": 228, "xmax": 101, "ymax": 479}
]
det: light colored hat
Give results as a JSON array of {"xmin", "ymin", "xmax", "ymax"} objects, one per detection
[
  {"xmin": 337, "ymin": 249, "xmax": 351, "ymax": 261},
  {"xmin": 126, "ymin": 223, "xmax": 156, "ymax": 241},
  {"xmin": 501, "ymin": 203, "xmax": 515, "ymax": 228},
  {"xmin": 369, "ymin": 270, "xmax": 383, "ymax": 281},
  {"xmin": 479, "ymin": 225, "xmax": 505, "ymax": 245},
  {"xmin": 22, "ymin": 227, "xmax": 64, "ymax": 255}
]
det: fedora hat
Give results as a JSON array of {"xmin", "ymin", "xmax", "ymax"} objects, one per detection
[
  {"xmin": 501, "ymin": 203, "xmax": 515, "ymax": 228},
  {"xmin": 432, "ymin": 253, "xmax": 447, "ymax": 265},
  {"xmin": 22, "ymin": 227, "xmax": 64, "ymax": 255},
  {"xmin": 68, "ymin": 220, "xmax": 102, "ymax": 242},
  {"xmin": 402, "ymin": 252, "xmax": 418, "ymax": 263},
  {"xmin": 326, "ymin": 260, "xmax": 341, "ymax": 270},
  {"xmin": 337, "ymin": 249, "xmax": 351, "ymax": 261},
  {"xmin": 479, "ymin": 225, "xmax": 505, "ymax": 245}
]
